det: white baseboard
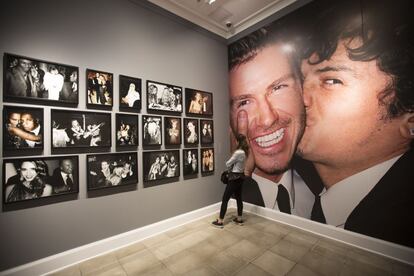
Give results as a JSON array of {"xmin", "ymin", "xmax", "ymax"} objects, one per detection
[
  {"xmin": 240, "ymin": 201, "xmax": 414, "ymax": 265},
  {"xmin": 0, "ymin": 202, "xmax": 221, "ymax": 276},
  {"xmin": 1, "ymin": 200, "xmax": 413, "ymax": 276}
]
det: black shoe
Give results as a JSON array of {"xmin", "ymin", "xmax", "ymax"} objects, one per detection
[
  {"xmin": 212, "ymin": 219, "xmax": 224, "ymax": 228},
  {"xmin": 232, "ymin": 218, "xmax": 244, "ymax": 225}
]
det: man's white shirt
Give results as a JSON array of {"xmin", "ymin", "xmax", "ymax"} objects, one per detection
[{"xmin": 253, "ymin": 169, "xmax": 314, "ymax": 219}]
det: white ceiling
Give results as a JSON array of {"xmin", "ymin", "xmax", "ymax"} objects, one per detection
[{"xmin": 146, "ymin": 0, "xmax": 299, "ymax": 39}]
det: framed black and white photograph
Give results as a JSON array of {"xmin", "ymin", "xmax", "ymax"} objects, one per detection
[
  {"xmin": 184, "ymin": 118, "xmax": 199, "ymax": 146},
  {"xmin": 183, "ymin": 149, "xmax": 198, "ymax": 176},
  {"xmin": 143, "ymin": 150, "xmax": 180, "ymax": 183},
  {"xmin": 201, "ymin": 148, "xmax": 214, "ymax": 173},
  {"xmin": 3, "ymin": 156, "xmax": 79, "ymax": 204},
  {"xmin": 164, "ymin": 117, "xmax": 181, "ymax": 146},
  {"xmin": 87, "ymin": 152, "xmax": 138, "ymax": 191},
  {"xmin": 51, "ymin": 109, "xmax": 111, "ymax": 149},
  {"xmin": 119, "ymin": 75, "xmax": 141, "ymax": 112},
  {"xmin": 185, "ymin": 88, "xmax": 213, "ymax": 116},
  {"xmin": 3, "ymin": 53, "xmax": 79, "ymax": 107},
  {"xmin": 116, "ymin": 113, "xmax": 138, "ymax": 147},
  {"xmin": 200, "ymin": 119, "xmax": 214, "ymax": 145},
  {"xmin": 86, "ymin": 69, "xmax": 113, "ymax": 109},
  {"xmin": 147, "ymin": 80, "xmax": 183, "ymax": 114},
  {"xmin": 142, "ymin": 115, "xmax": 162, "ymax": 146},
  {"xmin": 3, "ymin": 105, "xmax": 43, "ymax": 154}
]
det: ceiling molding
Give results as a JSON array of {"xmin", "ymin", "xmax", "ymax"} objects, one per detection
[
  {"xmin": 147, "ymin": 0, "xmax": 229, "ymax": 38},
  {"xmin": 147, "ymin": 0, "xmax": 301, "ymax": 39}
]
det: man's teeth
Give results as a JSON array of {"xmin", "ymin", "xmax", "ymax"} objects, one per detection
[{"xmin": 255, "ymin": 128, "xmax": 285, "ymax": 147}]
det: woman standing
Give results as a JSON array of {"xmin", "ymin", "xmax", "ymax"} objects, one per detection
[{"xmin": 212, "ymin": 134, "xmax": 249, "ymax": 228}]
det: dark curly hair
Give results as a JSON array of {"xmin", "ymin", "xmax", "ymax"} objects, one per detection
[{"xmin": 302, "ymin": 0, "xmax": 414, "ymax": 118}]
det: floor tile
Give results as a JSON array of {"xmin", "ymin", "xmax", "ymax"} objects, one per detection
[
  {"xmin": 270, "ymin": 238, "xmax": 311, "ymax": 262},
  {"xmin": 187, "ymin": 239, "xmax": 222, "ymax": 260},
  {"xmin": 85, "ymin": 262, "xmax": 126, "ymax": 276},
  {"xmin": 286, "ymin": 264, "xmax": 321, "ymax": 276},
  {"xmin": 247, "ymin": 230, "xmax": 284, "ymax": 249},
  {"xmin": 262, "ymin": 222, "xmax": 291, "ymax": 237},
  {"xmin": 340, "ymin": 258, "xmax": 392, "ymax": 276},
  {"xmin": 150, "ymin": 238, "xmax": 189, "ymax": 260},
  {"xmin": 114, "ymin": 241, "xmax": 146, "ymax": 259},
  {"xmin": 181, "ymin": 265, "xmax": 222, "ymax": 276},
  {"xmin": 299, "ymin": 250, "xmax": 345, "ymax": 276},
  {"xmin": 312, "ymin": 238, "xmax": 351, "ymax": 260},
  {"xmin": 234, "ymin": 263, "xmax": 273, "ymax": 276},
  {"xmin": 208, "ymin": 251, "xmax": 248, "ymax": 276},
  {"xmin": 226, "ymin": 239, "xmax": 266, "ymax": 262},
  {"xmin": 139, "ymin": 263, "xmax": 173, "ymax": 276},
  {"xmin": 205, "ymin": 229, "xmax": 241, "ymax": 250},
  {"xmin": 163, "ymin": 249, "xmax": 207, "ymax": 274},
  {"xmin": 119, "ymin": 248, "xmax": 162, "ymax": 275},
  {"xmin": 252, "ymin": 250, "xmax": 296, "ymax": 276},
  {"xmin": 347, "ymin": 248, "xmax": 394, "ymax": 273},
  {"xmin": 164, "ymin": 225, "xmax": 193, "ymax": 239},
  {"xmin": 142, "ymin": 232, "xmax": 173, "ymax": 248},
  {"xmin": 79, "ymin": 253, "xmax": 118, "ymax": 275},
  {"xmin": 283, "ymin": 230, "xmax": 319, "ymax": 248}
]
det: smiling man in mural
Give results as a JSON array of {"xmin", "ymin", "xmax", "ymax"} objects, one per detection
[
  {"xmin": 228, "ymin": 27, "xmax": 320, "ymax": 218},
  {"xmin": 229, "ymin": 0, "xmax": 413, "ymax": 248},
  {"xmin": 297, "ymin": 0, "xmax": 414, "ymax": 247}
]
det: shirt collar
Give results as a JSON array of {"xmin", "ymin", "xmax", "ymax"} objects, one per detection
[
  {"xmin": 321, "ymin": 154, "xmax": 402, "ymax": 227},
  {"xmin": 253, "ymin": 170, "xmax": 293, "ymax": 209},
  {"xmin": 31, "ymin": 125, "xmax": 41, "ymax": 135}
]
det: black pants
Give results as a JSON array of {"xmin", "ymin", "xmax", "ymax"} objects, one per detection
[{"xmin": 219, "ymin": 176, "xmax": 243, "ymax": 219}]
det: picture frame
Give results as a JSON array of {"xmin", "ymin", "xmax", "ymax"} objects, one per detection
[
  {"xmin": 87, "ymin": 152, "xmax": 138, "ymax": 191},
  {"xmin": 183, "ymin": 118, "xmax": 199, "ymax": 147},
  {"xmin": 200, "ymin": 119, "xmax": 214, "ymax": 145},
  {"xmin": 3, "ymin": 156, "xmax": 79, "ymax": 204},
  {"xmin": 183, "ymin": 149, "xmax": 199, "ymax": 176},
  {"xmin": 201, "ymin": 148, "xmax": 214, "ymax": 173},
  {"xmin": 119, "ymin": 75, "xmax": 141, "ymax": 113},
  {"xmin": 116, "ymin": 113, "xmax": 139, "ymax": 147},
  {"xmin": 164, "ymin": 117, "xmax": 181, "ymax": 146},
  {"xmin": 3, "ymin": 105, "xmax": 44, "ymax": 154},
  {"xmin": 51, "ymin": 109, "xmax": 111, "ymax": 150},
  {"xmin": 3, "ymin": 53, "xmax": 79, "ymax": 107},
  {"xmin": 185, "ymin": 88, "xmax": 213, "ymax": 116},
  {"xmin": 86, "ymin": 69, "xmax": 113, "ymax": 109},
  {"xmin": 143, "ymin": 150, "xmax": 180, "ymax": 183},
  {"xmin": 142, "ymin": 115, "xmax": 162, "ymax": 146},
  {"xmin": 146, "ymin": 80, "xmax": 183, "ymax": 114}
]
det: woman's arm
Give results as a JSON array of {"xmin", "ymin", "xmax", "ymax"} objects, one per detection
[{"xmin": 8, "ymin": 126, "xmax": 41, "ymax": 142}]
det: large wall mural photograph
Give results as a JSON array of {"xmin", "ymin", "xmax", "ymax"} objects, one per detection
[{"xmin": 228, "ymin": 0, "xmax": 413, "ymax": 247}]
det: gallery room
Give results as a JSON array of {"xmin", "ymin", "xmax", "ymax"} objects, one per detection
[{"xmin": 0, "ymin": 0, "xmax": 413, "ymax": 275}]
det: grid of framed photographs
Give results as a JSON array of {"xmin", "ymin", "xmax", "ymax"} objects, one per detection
[{"xmin": 2, "ymin": 52, "xmax": 215, "ymax": 206}]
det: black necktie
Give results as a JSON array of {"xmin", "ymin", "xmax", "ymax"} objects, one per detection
[
  {"xmin": 25, "ymin": 74, "xmax": 31, "ymax": 96},
  {"xmin": 311, "ymin": 195, "xmax": 326, "ymax": 223},
  {"xmin": 66, "ymin": 174, "xmax": 73, "ymax": 189},
  {"xmin": 277, "ymin": 185, "xmax": 291, "ymax": 214}
]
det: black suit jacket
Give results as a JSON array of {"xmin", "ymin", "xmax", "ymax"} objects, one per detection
[
  {"xmin": 345, "ymin": 149, "xmax": 414, "ymax": 247},
  {"xmin": 49, "ymin": 168, "xmax": 75, "ymax": 194}
]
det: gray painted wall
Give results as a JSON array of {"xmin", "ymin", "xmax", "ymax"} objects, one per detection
[{"xmin": 0, "ymin": 0, "xmax": 229, "ymax": 270}]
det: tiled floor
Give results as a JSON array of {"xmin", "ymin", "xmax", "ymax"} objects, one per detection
[{"xmin": 50, "ymin": 209, "xmax": 414, "ymax": 276}]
